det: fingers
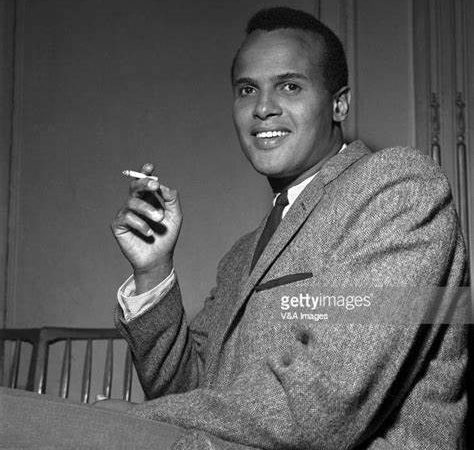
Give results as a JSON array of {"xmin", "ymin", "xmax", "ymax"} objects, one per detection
[
  {"xmin": 114, "ymin": 209, "xmax": 154, "ymax": 237},
  {"xmin": 128, "ymin": 177, "xmax": 179, "ymax": 211},
  {"xmin": 114, "ymin": 194, "xmax": 165, "ymax": 237},
  {"xmin": 140, "ymin": 163, "xmax": 154, "ymax": 176},
  {"xmin": 129, "ymin": 177, "xmax": 160, "ymax": 197},
  {"xmin": 127, "ymin": 163, "xmax": 158, "ymax": 197},
  {"xmin": 128, "ymin": 197, "xmax": 164, "ymax": 223},
  {"xmin": 156, "ymin": 183, "xmax": 182, "ymax": 221},
  {"xmin": 159, "ymin": 184, "xmax": 180, "ymax": 206},
  {"xmin": 113, "ymin": 178, "xmax": 181, "ymax": 236}
]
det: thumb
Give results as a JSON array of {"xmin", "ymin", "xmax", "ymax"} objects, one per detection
[
  {"xmin": 159, "ymin": 184, "xmax": 182, "ymax": 219},
  {"xmin": 159, "ymin": 184, "xmax": 180, "ymax": 207}
]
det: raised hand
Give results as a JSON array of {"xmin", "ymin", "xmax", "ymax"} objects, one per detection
[{"xmin": 111, "ymin": 163, "xmax": 182, "ymax": 293}]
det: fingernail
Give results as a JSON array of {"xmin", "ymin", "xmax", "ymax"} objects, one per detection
[
  {"xmin": 151, "ymin": 211, "xmax": 162, "ymax": 222},
  {"xmin": 149, "ymin": 181, "xmax": 159, "ymax": 190}
]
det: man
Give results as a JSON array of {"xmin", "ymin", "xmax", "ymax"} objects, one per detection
[
  {"xmin": 0, "ymin": 7, "xmax": 468, "ymax": 449},
  {"xmin": 110, "ymin": 6, "xmax": 469, "ymax": 449}
]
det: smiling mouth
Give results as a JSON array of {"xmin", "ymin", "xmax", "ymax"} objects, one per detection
[
  {"xmin": 251, "ymin": 129, "xmax": 291, "ymax": 150},
  {"xmin": 254, "ymin": 130, "xmax": 290, "ymax": 139}
]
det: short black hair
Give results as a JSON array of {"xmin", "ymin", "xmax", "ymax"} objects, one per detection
[{"xmin": 232, "ymin": 7, "xmax": 348, "ymax": 95}]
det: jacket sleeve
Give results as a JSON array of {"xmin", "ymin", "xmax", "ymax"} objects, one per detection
[
  {"xmin": 123, "ymin": 149, "xmax": 469, "ymax": 449},
  {"xmin": 115, "ymin": 233, "xmax": 253, "ymax": 399}
]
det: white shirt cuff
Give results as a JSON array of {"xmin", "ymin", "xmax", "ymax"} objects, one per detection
[{"xmin": 117, "ymin": 268, "xmax": 176, "ymax": 322}]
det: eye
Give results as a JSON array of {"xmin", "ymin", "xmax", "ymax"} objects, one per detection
[
  {"xmin": 238, "ymin": 85, "xmax": 257, "ymax": 97},
  {"xmin": 281, "ymin": 82, "xmax": 301, "ymax": 94}
]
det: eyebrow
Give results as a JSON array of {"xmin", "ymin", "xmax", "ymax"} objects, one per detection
[
  {"xmin": 233, "ymin": 72, "xmax": 310, "ymax": 87},
  {"xmin": 232, "ymin": 77, "xmax": 255, "ymax": 87},
  {"xmin": 275, "ymin": 72, "xmax": 310, "ymax": 82}
]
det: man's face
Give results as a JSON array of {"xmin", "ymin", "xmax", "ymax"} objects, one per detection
[{"xmin": 232, "ymin": 29, "xmax": 335, "ymax": 179}]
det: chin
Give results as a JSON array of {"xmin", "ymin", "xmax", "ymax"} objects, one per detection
[
  {"xmin": 252, "ymin": 164, "xmax": 289, "ymax": 178},
  {"xmin": 245, "ymin": 153, "xmax": 282, "ymax": 175}
]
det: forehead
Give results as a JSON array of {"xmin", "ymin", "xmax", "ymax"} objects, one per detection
[{"xmin": 233, "ymin": 29, "xmax": 324, "ymax": 81}]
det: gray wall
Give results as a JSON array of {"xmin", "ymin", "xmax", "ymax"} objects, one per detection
[
  {"xmin": 0, "ymin": 0, "xmax": 15, "ymax": 326},
  {"xmin": 353, "ymin": 0, "xmax": 415, "ymax": 149}
]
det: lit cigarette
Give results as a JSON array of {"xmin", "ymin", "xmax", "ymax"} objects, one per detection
[{"xmin": 122, "ymin": 170, "xmax": 158, "ymax": 182}]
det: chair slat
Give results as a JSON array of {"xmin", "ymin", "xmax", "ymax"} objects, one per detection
[
  {"xmin": 59, "ymin": 339, "xmax": 71, "ymax": 398},
  {"xmin": 8, "ymin": 340, "xmax": 21, "ymax": 388},
  {"xmin": 0, "ymin": 339, "xmax": 5, "ymax": 386},
  {"xmin": 35, "ymin": 338, "xmax": 49, "ymax": 394},
  {"xmin": 81, "ymin": 339, "xmax": 93, "ymax": 403},
  {"xmin": 123, "ymin": 348, "xmax": 133, "ymax": 401},
  {"xmin": 103, "ymin": 339, "xmax": 113, "ymax": 398},
  {"xmin": 26, "ymin": 341, "xmax": 39, "ymax": 391}
]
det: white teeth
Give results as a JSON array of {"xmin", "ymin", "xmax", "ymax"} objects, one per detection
[{"xmin": 256, "ymin": 130, "xmax": 289, "ymax": 139}]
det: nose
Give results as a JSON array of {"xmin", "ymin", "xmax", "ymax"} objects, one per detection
[{"xmin": 253, "ymin": 91, "xmax": 282, "ymax": 120}]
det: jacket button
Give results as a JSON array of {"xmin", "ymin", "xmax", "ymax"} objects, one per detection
[
  {"xmin": 296, "ymin": 330, "xmax": 310, "ymax": 345},
  {"xmin": 281, "ymin": 352, "xmax": 292, "ymax": 367}
]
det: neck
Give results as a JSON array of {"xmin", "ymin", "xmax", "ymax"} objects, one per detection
[{"xmin": 268, "ymin": 134, "xmax": 344, "ymax": 194}]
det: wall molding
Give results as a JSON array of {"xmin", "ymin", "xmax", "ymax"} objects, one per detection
[
  {"xmin": 454, "ymin": 0, "xmax": 470, "ymax": 252},
  {"xmin": 414, "ymin": 0, "xmax": 472, "ymax": 275},
  {"xmin": 430, "ymin": 93, "xmax": 441, "ymax": 164}
]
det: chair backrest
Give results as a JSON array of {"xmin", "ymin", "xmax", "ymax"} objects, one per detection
[
  {"xmin": 0, "ymin": 327, "xmax": 135, "ymax": 403},
  {"xmin": 0, "ymin": 328, "xmax": 41, "ymax": 391}
]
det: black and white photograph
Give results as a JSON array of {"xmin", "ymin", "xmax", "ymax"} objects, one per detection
[{"xmin": 0, "ymin": 0, "xmax": 473, "ymax": 448}]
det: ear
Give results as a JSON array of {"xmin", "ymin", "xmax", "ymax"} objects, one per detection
[{"xmin": 332, "ymin": 86, "xmax": 351, "ymax": 122}]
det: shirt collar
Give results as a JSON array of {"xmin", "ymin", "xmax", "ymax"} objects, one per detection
[{"xmin": 273, "ymin": 143, "xmax": 347, "ymax": 212}]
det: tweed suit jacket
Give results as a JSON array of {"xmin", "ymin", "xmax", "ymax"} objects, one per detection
[{"xmin": 116, "ymin": 140, "xmax": 469, "ymax": 449}]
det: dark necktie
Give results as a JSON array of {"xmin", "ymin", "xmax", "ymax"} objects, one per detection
[{"xmin": 250, "ymin": 190, "xmax": 289, "ymax": 272}]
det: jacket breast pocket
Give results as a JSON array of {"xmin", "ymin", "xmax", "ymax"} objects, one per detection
[{"xmin": 254, "ymin": 272, "xmax": 313, "ymax": 292}]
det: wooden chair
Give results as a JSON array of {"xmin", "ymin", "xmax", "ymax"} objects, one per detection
[
  {"xmin": 0, "ymin": 327, "xmax": 135, "ymax": 403},
  {"xmin": 0, "ymin": 328, "xmax": 41, "ymax": 391}
]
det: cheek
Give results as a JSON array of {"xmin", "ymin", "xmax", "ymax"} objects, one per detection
[
  {"xmin": 233, "ymin": 100, "xmax": 251, "ymax": 122},
  {"xmin": 287, "ymin": 100, "xmax": 316, "ymax": 123},
  {"xmin": 298, "ymin": 106, "xmax": 330, "ymax": 135},
  {"xmin": 232, "ymin": 100, "xmax": 241, "ymax": 120}
]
